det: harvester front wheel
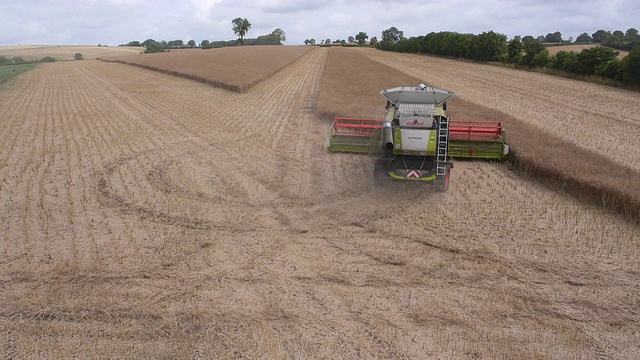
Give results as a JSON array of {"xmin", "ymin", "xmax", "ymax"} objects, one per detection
[
  {"xmin": 435, "ymin": 167, "xmax": 451, "ymax": 192},
  {"xmin": 373, "ymin": 159, "xmax": 392, "ymax": 186}
]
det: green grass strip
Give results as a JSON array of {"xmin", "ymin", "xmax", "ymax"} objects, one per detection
[{"xmin": 0, "ymin": 63, "xmax": 37, "ymax": 85}]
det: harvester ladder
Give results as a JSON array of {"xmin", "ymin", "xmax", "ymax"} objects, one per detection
[{"xmin": 436, "ymin": 116, "xmax": 449, "ymax": 178}]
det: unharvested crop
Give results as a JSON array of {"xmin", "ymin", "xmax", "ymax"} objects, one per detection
[
  {"xmin": 363, "ymin": 49, "xmax": 640, "ymax": 169},
  {"xmin": 322, "ymin": 48, "xmax": 640, "ymax": 221}
]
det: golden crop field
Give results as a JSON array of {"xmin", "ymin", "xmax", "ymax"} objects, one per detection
[
  {"xmin": 99, "ymin": 45, "xmax": 313, "ymax": 92},
  {"xmin": 0, "ymin": 45, "xmax": 142, "ymax": 61},
  {"xmin": 321, "ymin": 48, "xmax": 640, "ymax": 220},
  {"xmin": 362, "ymin": 49, "xmax": 640, "ymax": 169},
  {"xmin": 1, "ymin": 46, "xmax": 639, "ymax": 359},
  {"xmin": 546, "ymin": 44, "xmax": 628, "ymax": 59}
]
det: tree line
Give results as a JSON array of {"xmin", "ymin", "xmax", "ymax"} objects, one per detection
[
  {"xmin": 304, "ymin": 31, "xmax": 373, "ymax": 46},
  {"xmin": 375, "ymin": 27, "xmax": 640, "ymax": 86},
  {"xmin": 120, "ymin": 18, "xmax": 285, "ymax": 53},
  {"xmin": 0, "ymin": 53, "xmax": 84, "ymax": 65}
]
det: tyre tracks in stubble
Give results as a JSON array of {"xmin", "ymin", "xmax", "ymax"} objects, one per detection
[{"xmin": 75, "ymin": 49, "xmax": 335, "ymax": 233}]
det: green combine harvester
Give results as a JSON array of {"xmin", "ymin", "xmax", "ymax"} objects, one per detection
[{"xmin": 327, "ymin": 85, "xmax": 509, "ymax": 190}]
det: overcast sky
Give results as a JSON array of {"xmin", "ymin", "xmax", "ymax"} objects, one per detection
[{"xmin": 0, "ymin": 0, "xmax": 638, "ymax": 46}]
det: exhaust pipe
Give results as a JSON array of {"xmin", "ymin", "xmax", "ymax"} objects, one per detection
[{"xmin": 382, "ymin": 120, "xmax": 393, "ymax": 150}]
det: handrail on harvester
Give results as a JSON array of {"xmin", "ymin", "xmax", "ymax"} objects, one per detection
[{"xmin": 333, "ymin": 117, "xmax": 383, "ymax": 137}]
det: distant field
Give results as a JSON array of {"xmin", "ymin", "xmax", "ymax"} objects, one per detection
[
  {"xmin": 547, "ymin": 43, "xmax": 628, "ymax": 59},
  {"xmin": 0, "ymin": 63, "xmax": 36, "ymax": 84},
  {"xmin": 0, "ymin": 45, "xmax": 143, "ymax": 61},
  {"xmin": 99, "ymin": 45, "xmax": 313, "ymax": 92}
]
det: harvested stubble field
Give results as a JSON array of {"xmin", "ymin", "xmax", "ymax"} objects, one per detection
[
  {"xmin": 0, "ymin": 47, "xmax": 638, "ymax": 359},
  {"xmin": 99, "ymin": 45, "xmax": 313, "ymax": 92}
]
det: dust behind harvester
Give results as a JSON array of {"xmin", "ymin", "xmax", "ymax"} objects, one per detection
[{"xmin": 327, "ymin": 85, "xmax": 509, "ymax": 191}]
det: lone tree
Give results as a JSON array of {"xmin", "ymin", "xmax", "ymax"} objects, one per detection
[
  {"xmin": 74, "ymin": 53, "xmax": 83, "ymax": 60},
  {"xmin": 144, "ymin": 41, "xmax": 164, "ymax": 53},
  {"xmin": 355, "ymin": 31, "xmax": 368, "ymax": 45},
  {"xmin": 576, "ymin": 32, "xmax": 593, "ymax": 43},
  {"xmin": 507, "ymin": 38, "xmax": 524, "ymax": 63},
  {"xmin": 141, "ymin": 39, "xmax": 164, "ymax": 53},
  {"xmin": 382, "ymin": 27, "xmax": 403, "ymax": 43},
  {"xmin": 592, "ymin": 29, "xmax": 611, "ymax": 43},
  {"xmin": 271, "ymin": 28, "xmax": 286, "ymax": 44},
  {"xmin": 621, "ymin": 45, "xmax": 640, "ymax": 84},
  {"xmin": 544, "ymin": 31, "xmax": 563, "ymax": 43},
  {"xmin": 232, "ymin": 17, "xmax": 252, "ymax": 45}
]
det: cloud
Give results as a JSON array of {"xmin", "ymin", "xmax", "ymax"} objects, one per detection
[
  {"xmin": 254, "ymin": 0, "xmax": 331, "ymax": 13},
  {"xmin": 103, "ymin": 0, "xmax": 148, "ymax": 5},
  {"xmin": 0, "ymin": 0, "xmax": 637, "ymax": 45},
  {"xmin": 189, "ymin": 0, "xmax": 223, "ymax": 23},
  {"xmin": 329, "ymin": 12, "xmax": 352, "ymax": 26}
]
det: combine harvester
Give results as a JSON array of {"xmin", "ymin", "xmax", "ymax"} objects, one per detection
[{"xmin": 327, "ymin": 85, "xmax": 509, "ymax": 191}]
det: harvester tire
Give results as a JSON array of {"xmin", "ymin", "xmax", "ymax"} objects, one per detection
[
  {"xmin": 373, "ymin": 160, "xmax": 391, "ymax": 186},
  {"xmin": 435, "ymin": 167, "xmax": 451, "ymax": 192}
]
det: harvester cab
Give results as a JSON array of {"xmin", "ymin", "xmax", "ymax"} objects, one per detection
[{"xmin": 327, "ymin": 85, "xmax": 509, "ymax": 191}]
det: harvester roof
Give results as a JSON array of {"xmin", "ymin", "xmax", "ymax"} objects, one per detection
[{"xmin": 381, "ymin": 86, "xmax": 455, "ymax": 106}]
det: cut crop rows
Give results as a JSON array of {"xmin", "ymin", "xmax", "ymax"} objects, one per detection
[{"xmin": 0, "ymin": 49, "xmax": 638, "ymax": 359}]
